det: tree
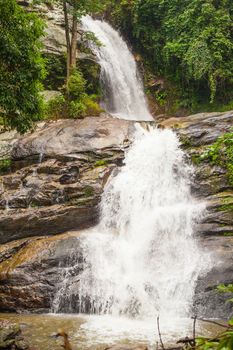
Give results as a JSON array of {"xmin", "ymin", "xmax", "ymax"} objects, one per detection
[
  {"xmin": 56, "ymin": 0, "xmax": 104, "ymax": 81},
  {"xmin": 0, "ymin": 0, "xmax": 46, "ymax": 133}
]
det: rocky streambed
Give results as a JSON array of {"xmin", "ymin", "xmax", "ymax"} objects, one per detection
[{"xmin": 0, "ymin": 112, "xmax": 233, "ymax": 318}]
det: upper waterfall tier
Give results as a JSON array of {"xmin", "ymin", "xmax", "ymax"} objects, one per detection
[{"xmin": 82, "ymin": 16, "xmax": 153, "ymax": 122}]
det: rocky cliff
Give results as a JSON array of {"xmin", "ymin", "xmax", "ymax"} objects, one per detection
[
  {"xmin": 0, "ymin": 112, "xmax": 232, "ymax": 317},
  {"xmin": 160, "ymin": 111, "xmax": 233, "ymax": 319}
]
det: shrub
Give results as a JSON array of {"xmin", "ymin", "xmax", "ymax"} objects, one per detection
[
  {"xmin": 44, "ymin": 95, "xmax": 66, "ymax": 119},
  {"xmin": 69, "ymin": 100, "xmax": 87, "ymax": 118},
  {"xmin": 67, "ymin": 70, "xmax": 86, "ymax": 100},
  {"xmin": 202, "ymin": 132, "xmax": 233, "ymax": 186},
  {"xmin": 82, "ymin": 95, "xmax": 103, "ymax": 116}
]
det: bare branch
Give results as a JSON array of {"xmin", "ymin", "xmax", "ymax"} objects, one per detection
[{"xmin": 157, "ymin": 316, "xmax": 166, "ymax": 350}]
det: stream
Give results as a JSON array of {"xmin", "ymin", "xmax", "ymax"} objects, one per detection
[{"xmin": 0, "ymin": 314, "xmax": 224, "ymax": 350}]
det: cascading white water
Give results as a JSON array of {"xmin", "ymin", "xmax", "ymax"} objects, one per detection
[
  {"xmin": 77, "ymin": 127, "xmax": 207, "ymax": 320},
  {"xmin": 82, "ymin": 16, "xmax": 153, "ymax": 121},
  {"xmin": 52, "ymin": 18, "xmax": 211, "ymax": 345}
]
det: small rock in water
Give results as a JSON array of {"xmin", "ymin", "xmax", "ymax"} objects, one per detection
[{"xmin": 0, "ymin": 320, "xmax": 30, "ymax": 349}]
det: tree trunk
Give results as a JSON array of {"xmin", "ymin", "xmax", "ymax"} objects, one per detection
[
  {"xmin": 63, "ymin": 0, "xmax": 71, "ymax": 81},
  {"xmin": 70, "ymin": 14, "xmax": 78, "ymax": 70}
]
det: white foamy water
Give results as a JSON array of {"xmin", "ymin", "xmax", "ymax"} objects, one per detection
[
  {"xmin": 53, "ymin": 128, "xmax": 210, "ymax": 344},
  {"xmin": 82, "ymin": 16, "xmax": 153, "ymax": 121},
  {"xmin": 52, "ymin": 18, "xmax": 211, "ymax": 345},
  {"xmin": 77, "ymin": 128, "xmax": 208, "ymax": 319}
]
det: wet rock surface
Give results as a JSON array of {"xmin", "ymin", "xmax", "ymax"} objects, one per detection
[
  {"xmin": 160, "ymin": 111, "xmax": 233, "ymax": 319},
  {"xmin": 0, "ymin": 115, "xmax": 137, "ymax": 313},
  {"xmin": 194, "ymin": 236, "xmax": 233, "ymax": 319},
  {"xmin": 0, "ymin": 232, "xmax": 84, "ymax": 313},
  {"xmin": 0, "ymin": 115, "xmax": 135, "ymax": 244},
  {"xmin": 160, "ymin": 111, "xmax": 233, "ymax": 237},
  {"xmin": 0, "ymin": 320, "xmax": 29, "ymax": 349}
]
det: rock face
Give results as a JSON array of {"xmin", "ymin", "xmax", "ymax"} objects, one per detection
[
  {"xmin": 0, "ymin": 232, "xmax": 84, "ymax": 313},
  {"xmin": 160, "ymin": 111, "xmax": 233, "ymax": 319},
  {"xmin": 0, "ymin": 115, "xmax": 136, "ymax": 244},
  {"xmin": 160, "ymin": 111, "xmax": 233, "ymax": 236},
  {"xmin": 0, "ymin": 111, "xmax": 233, "ymax": 318},
  {"xmin": 17, "ymin": 1, "xmax": 66, "ymax": 56}
]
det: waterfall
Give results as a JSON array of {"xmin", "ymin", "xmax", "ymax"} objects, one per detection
[
  {"xmin": 82, "ymin": 16, "xmax": 153, "ymax": 121},
  {"xmin": 76, "ymin": 127, "xmax": 207, "ymax": 318},
  {"xmin": 52, "ymin": 17, "xmax": 211, "ymax": 345}
]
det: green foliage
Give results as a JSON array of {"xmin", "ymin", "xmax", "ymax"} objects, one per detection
[
  {"xmin": 202, "ymin": 132, "xmax": 233, "ymax": 186},
  {"xmin": 0, "ymin": 0, "xmax": 46, "ymax": 133},
  {"xmin": 45, "ymin": 69, "xmax": 102, "ymax": 119},
  {"xmin": 67, "ymin": 0, "xmax": 105, "ymax": 19},
  {"xmin": 155, "ymin": 90, "xmax": 167, "ymax": 107},
  {"xmin": 78, "ymin": 61, "xmax": 101, "ymax": 96},
  {"xmin": 196, "ymin": 330, "xmax": 233, "ymax": 350},
  {"xmin": 45, "ymin": 95, "xmax": 66, "ymax": 119},
  {"xmin": 108, "ymin": 0, "xmax": 233, "ymax": 109},
  {"xmin": 0, "ymin": 158, "xmax": 12, "ymax": 174},
  {"xmin": 43, "ymin": 54, "xmax": 66, "ymax": 90},
  {"xmin": 95, "ymin": 159, "xmax": 108, "ymax": 167},
  {"xmin": 84, "ymin": 186, "xmax": 94, "ymax": 197},
  {"xmin": 67, "ymin": 70, "xmax": 86, "ymax": 100},
  {"xmin": 68, "ymin": 100, "xmax": 87, "ymax": 118},
  {"xmin": 81, "ymin": 95, "xmax": 103, "ymax": 116},
  {"xmin": 44, "ymin": 0, "xmax": 106, "ymax": 19},
  {"xmin": 192, "ymin": 284, "xmax": 233, "ymax": 350},
  {"xmin": 217, "ymin": 284, "xmax": 233, "ymax": 296},
  {"xmin": 224, "ymin": 232, "xmax": 233, "ymax": 237}
]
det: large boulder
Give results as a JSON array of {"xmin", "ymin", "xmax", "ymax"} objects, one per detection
[
  {"xmin": 0, "ymin": 232, "xmax": 84, "ymax": 313},
  {"xmin": 0, "ymin": 115, "xmax": 136, "ymax": 244}
]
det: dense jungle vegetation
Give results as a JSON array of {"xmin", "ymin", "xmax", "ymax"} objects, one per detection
[{"xmin": 107, "ymin": 0, "xmax": 233, "ymax": 114}]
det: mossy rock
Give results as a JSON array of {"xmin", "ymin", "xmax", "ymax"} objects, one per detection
[
  {"xmin": 0, "ymin": 158, "xmax": 12, "ymax": 175},
  {"xmin": 84, "ymin": 186, "xmax": 95, "ymax": 197},
  {"xmin": 94, "ymin": 159, "xmax": 108, "ymax": 167}
]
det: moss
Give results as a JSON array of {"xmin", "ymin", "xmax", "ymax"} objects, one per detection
[
  {"xmin": 0, "ymin": 158, "xmax": 12, "ymax": 174},
  {"xmin": 29, "ymin": 201, "xmax": 39, "ymax": 208},
  {"xmin": 67, "ymin": 197, "xmax": 93, "ymax": 207},
  {"xmin": 218, "ymin": 203, "xmax": 233, "ymax": 212},
  {"xmin": 223, "ymin": 232, "xmax": 233, "ymax": 237},
  {"xmin": 180, "ymin": 135, "xmax": 192, "ymax": 148},
  {"xmin": 84, "ymin": 186, "xmax": 94, "ymax": 197},
  {"xmin": 95, "ymin": 159, "xmax": 108, "ymax": 167},
  {"xmin": 191, "ymin": 153, "xmax": 202, "ymax": 165},
  {"xmin": 200, "ymin": 132, "xmax": 233, "ymax": 187}
]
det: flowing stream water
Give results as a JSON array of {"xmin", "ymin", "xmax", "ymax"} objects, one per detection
[{"xmin": 52, "ymin": 17, "xmax": 211, "ymax": 346}]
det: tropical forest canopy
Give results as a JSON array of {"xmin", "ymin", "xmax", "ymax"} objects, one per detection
[{"xmin": 108, "ymin": 0, "xmax": 233, "ymax": 111}]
